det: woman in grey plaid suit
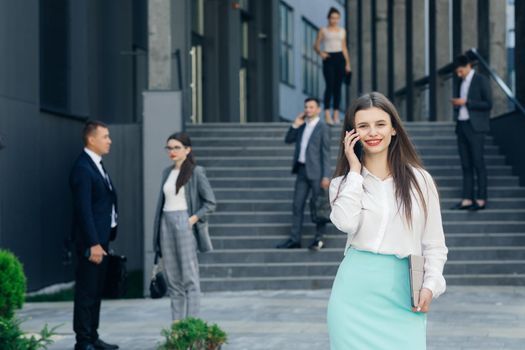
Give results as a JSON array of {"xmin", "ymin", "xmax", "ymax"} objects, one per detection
[{"xmin": 153, "ymin": 132, "xmax": 216, "ymax": 322}]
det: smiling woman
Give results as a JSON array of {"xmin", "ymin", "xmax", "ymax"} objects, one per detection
[{"xmin": 327, "ymin": 92, "xmax": 448, "ymax": 350}]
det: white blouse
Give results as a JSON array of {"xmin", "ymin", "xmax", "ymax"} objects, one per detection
[
  {"xmin": 322, "ymin": 27, "xmax": 346, "ymax": 53},
  {"xmin": 163, "ymin": 169, "xmax": 188, "ymax": 211},
  {"xmin": 329, "ymin": 167, "xmax": 448, "ymax": 298}
]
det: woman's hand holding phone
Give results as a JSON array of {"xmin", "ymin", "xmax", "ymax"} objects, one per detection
[{"xmin": 344, "ymin": 129, "xmax": 362, "ymax": 174}]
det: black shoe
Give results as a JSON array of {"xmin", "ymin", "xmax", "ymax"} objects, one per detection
[
  {"xmin": 308, "ymin": 239, "xmax": 325, "ymax": 251},
  {"xmin": 450, "ymin": 201, "xmax": 473, "ymax": 210},
  {"xmin": 75, "ymin": 344, "xmax": 96, "ymax": 350},
  {"xmin": 93, "ymin": 339, "xmax": 119, "ymax": 350},
  {"xmin": 276, "ymin": 239, "xmax": 301, "ymax": 249},
  {"xmin": 469, "ymin": 202, "xmax": 487, "ymax": 211}
]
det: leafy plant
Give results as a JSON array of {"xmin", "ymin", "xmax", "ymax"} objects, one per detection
[
  {"xmin": 158, "ymin": 317, "xmax": 227, "ymax": 350},
  {"xmin": 0, "ymin": 317, "xmax": 59, "ymax": 350},
  {"xmin": 0, "ymin": 250, "xmax": 27, "ymax": 319},
  {"xmin": 206, "ymin": 324, "xmax": 227, "ymax": 350}
]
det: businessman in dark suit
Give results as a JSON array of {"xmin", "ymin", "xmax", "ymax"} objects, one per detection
[
  {"xmin": 277, "ymin": 98, "xmax": 331, "ymax": 250},
  {"xmin": 70, "ymin": 121, "xmax": 119, "ymax": 350},
  {"xmin": 451, "ymin": 54, "xmax": 492, "ymax": 211}
]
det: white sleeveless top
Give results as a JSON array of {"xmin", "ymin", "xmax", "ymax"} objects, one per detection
[
  {"xmin": 163, "ymin": 168, "xmax": 188, "ymax": 211},
  {"xmin": 322, "ymin": 27, "xmax": 345, "ymax": 53}
]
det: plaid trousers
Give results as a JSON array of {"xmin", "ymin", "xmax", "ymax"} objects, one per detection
[{"xmin": 160, "ymin": 210, "xmax": 200, "ymax": 320}]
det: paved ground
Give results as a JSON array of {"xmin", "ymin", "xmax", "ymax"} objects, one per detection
[{"xmin": 18, "ymin": 286, "xmax": 525, "ymax": 350}]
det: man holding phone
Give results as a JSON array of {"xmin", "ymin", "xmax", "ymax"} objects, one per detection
[
  {"xmin": 450, "ymin": 54, "xmax": 492, "ymax": 211},
  {"xmin": 276, "ymin": 97, "xmax": 331, "ymax": 251}
]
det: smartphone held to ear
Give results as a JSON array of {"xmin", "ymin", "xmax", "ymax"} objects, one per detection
[
  {"xmin": 353, "ymin": 139, "xmax": 363, "ymax": 159},
  {"xmin": 346, "ymin": 128, "xmax": 363, "ymax": 160}
]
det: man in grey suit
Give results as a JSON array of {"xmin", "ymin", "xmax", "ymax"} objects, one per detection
[
  {"xmin": 451, "ymin": 54, "xmax": 492, "ymax": 211},
  {"xmin": 277, "ymin": 98, "xmax": 331, "ymax": 250}
]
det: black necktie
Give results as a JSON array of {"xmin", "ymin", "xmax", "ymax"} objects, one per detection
[{"xmin": 99, "ymin": 161, "xmax": 112, "ymax": 190}]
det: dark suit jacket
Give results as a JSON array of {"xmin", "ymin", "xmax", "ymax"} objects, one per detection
[
  {"xmin": 70, "ymin": 151, "xmax": 118, "ymax": 252},
  {"xmin": 285, "ymin": 121, "xmax": 331, "ymax": 180},
  {"xmin": 454, "ymin": 71, "xmax": 493, "ymax": 133},
  {"xmin": 153, "ymin": 165, "xmax": 216, "ymax": 254}
]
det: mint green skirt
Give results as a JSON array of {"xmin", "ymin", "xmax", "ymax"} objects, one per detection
[{"xmin": 327, "ymin": 248, "xmax": 427, "ymax": 350}]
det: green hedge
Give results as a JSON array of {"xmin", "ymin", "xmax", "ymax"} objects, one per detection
[{"xmin": 0, "ymin": 250, "xmax": 26, "ymax": 319}]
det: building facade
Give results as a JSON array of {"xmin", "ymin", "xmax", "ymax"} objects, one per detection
[{"xmin": 1, "ymin": 0, "xmax": 525, "ymax": 292}]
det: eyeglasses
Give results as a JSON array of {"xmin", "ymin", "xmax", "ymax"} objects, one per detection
[{"xmin": 164, "ymin": 146, "xmax": 185, "ymax": 152}]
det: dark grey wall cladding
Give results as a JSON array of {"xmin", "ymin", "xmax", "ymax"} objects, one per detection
[{"xmin": 0, "ymin": 1, "xmax": 143, "ymax": 291}]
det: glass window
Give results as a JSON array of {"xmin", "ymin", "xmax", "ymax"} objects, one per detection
[
  {"xmin": 302, "ymin": 19, "xmax": 322, "ymax": 98},
  {"xmin": 280, "ymin": 2, "xmax": 294, "ymax": 85}
]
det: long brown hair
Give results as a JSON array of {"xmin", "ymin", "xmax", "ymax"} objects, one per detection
[
  {"xmin": 167, "ymin": 132, "xmax": 196, "ymax": 194},
  {"xmin": 333, "ymin": 92, "xmax": 429, "ymax": 227}
]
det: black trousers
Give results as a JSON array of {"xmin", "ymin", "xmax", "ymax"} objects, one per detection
[
  {"xmin": 322, "ymin": 52, "xmax": 345, "ymax": 110},
  {"xmin": 456, "ymin": 120, "xmax": 487, "ymax": 200},
  {"xmin": 290, "ymin": 164, "xmax": 326, "ymax": 243},
  {"xmin": 73, "ymin": 246, "xmax": 109, "ymax": 346}
]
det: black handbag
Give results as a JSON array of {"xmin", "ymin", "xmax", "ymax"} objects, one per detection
[
  {"xmin": 103, "ymin": 251, "xmax": 128, "ymax": 299},
  {"xmin": 344, "ymin": 71, "xmax": 352, "ymax": 86},
  {"xmin": 310, "ymin": 189, "xmax": 332, "ymax": 224},
  {"xmin": 149, "ymin": 252, "xmax": 167, "ymax": 299}
]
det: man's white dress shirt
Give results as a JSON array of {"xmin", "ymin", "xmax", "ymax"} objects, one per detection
[
  {"xmin": 84, "ymin": 148, "xmax": 117, "ymax": 228},
  {"xmin": 296, "ymin": 116, "xmax": 320, "ymax": 164},
  {"xmin": 458, "ymin": 69, "xmax": 475, "ymax": 121}
]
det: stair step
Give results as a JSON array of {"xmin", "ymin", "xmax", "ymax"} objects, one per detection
[
  {"xmin": 207, "ymin": 210, "xmax": 525, "ymax": 224},
  {"xmin": 198, "ymin": 247, "xmax": 525, "ymax": 264},
  {"xmin": 192, "ymin": 146, "xmax": 501, "ymax": 156},
  {"xmin": 209, "ymin": 176, "xmax": 519, "ymax": 188},
  {"xmin": 205, "ymin": 165, "xmax": 514, "ymax": 177},
  {"xmin": 196, "ymin": 155, "xmax": 506, "ymax": 167},
  {"xmin": 212, "ymin": 187, "xmax": 525, "ymax": 199},
  {"xmin": 199, "ymin": 260, "xmax": 525, "ymax": 278},
  {"xmin": 217, "ymin": 198, "xmax": 525, "ymax": 211},
  {"xmin": 207, "ymin": 221, "xmax": 525, "ymax": 235},
  {"xmin": 210, "ymin": 233, "xmax": 525, "ymax": 249}
]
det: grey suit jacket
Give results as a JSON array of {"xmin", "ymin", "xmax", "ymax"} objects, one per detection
[
  {"xmin": 454, "ymin": 72, "xmax": 493, "ymax": 133},
  {"xmin": 285, "ymin": 121, "xmax": 331, "ymax": 180},
  {"xmin": 153, "ymin": 165, "xmax": 216, "ymax": 254}
]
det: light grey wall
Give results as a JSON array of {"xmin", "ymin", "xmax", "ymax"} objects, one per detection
[
  {"xmin": 142, "ymin": 91, "xmax": 183, "ymax": 295},
  {"xmin": 278, "ymin": 0, "xmax": 346, "ymax": 121}
]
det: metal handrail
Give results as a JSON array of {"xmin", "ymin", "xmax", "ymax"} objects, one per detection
[
  {"xmin": 466, "ymin": 48, "xmax": 525, "ymax": 117},
  {"xmin": 394, "ymin": 48, "xmax": 525, "ymax": 119}
]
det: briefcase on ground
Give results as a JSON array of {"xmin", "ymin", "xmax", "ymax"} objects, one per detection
[
  {"xmin": 103, "ymin": 251, "xmax": 128, "ymax": 299},
  {"xmin": 310, "ymin": 189, "xmax": 331, "ymax": 224}
]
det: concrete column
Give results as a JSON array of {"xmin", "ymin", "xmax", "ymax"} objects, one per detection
[
  {"xmin": 516, "ymin": 0, "xmax": 525, "ymax": 105},
  {"xmin": 148, "ymin": 0, "xmax": 172, "ymax": 90},
  {"xmin": 436, "ymin": 0, "xmax": 453, "ymax": 121},
  {"xmin": 412, "ymin": 0, "xmax": 426, "ymax": 120},
  {"xmin": 393, "ymin": 0, "xmax": 406, "ymax": 116},
  {"xmin": 489, "ymin": 0, "xmax": 508, "ymax": 117},
  {"xmin": 361, "ymin": 0, "xmax": 372, "ymax": 92},
  {"xmin": 347, "ymin": 0, "xmax": 359, "ymax": 99},
  {"xmin": 393, "ymin": 0, "xmax": 406, "ymax": 91},
  {"xmin": 461, "ymin": 0, "xmax": 478, "ymax": 50},
  {"xmin": 376, "ymin": 0, "xmax": 388, "ymax": 95}
]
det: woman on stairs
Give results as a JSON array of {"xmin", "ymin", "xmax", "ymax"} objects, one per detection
[
  {"xmin": 314, "ymin": 7, "xmax": 352, "ymax": 126},
  {"xmin": 327, "ymin": 92, "xmax": 448, "ymax": 349},
  {"xmin": 152, "ymin": 132, "xmax": 216, "ymax": 322}
]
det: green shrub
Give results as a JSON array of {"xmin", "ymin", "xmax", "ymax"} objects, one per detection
[
  {"xmin": 0, "ymin": 250, "xmax": 27, "ymax": 319},
  {"xmin": 158, "ymin": 317, "xmax": 227, "ymax": 350},
  {"xmin": 0, "ymin": 317, "xmax": 58, "ymax": 350}
]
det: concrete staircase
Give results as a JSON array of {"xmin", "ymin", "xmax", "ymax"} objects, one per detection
[{"xmin": 186, "ymin": 122, "xmax": 525, "ymax": 291}]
